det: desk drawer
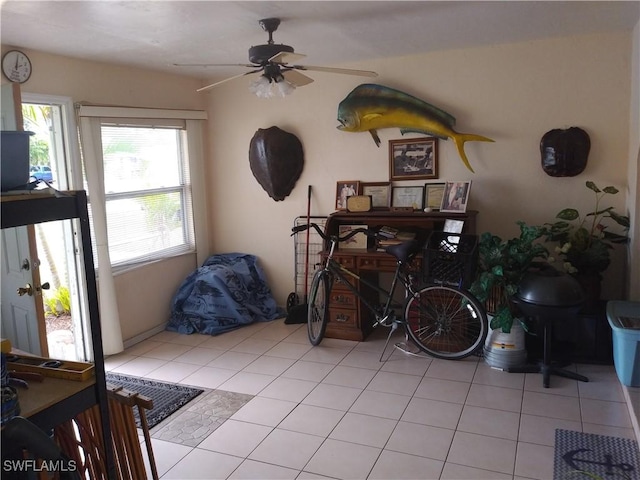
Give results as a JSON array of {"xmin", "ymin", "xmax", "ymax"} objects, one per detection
[
  {"xmin": 333, "ymin": 255, "xmax": 356, "ymax": 269},
  {"xmin": 328, "ymin": 308, "xmax": 357, "ymax": 328},
  {"xmin": 333, "ymin": 273, "xmax": 357, "ymax": 291},
  {"xmin": 358, "ymin": 256, "xmax": 397, "ymax": 271},
  {"xmin": 358, "ymin": 255, "xmax": 421, "ymax": 272},
  {"xmin": 329, "ymin": 290, "xmax": 357, "ymax": 309}
]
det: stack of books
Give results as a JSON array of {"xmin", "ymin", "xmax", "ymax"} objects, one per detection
[
  {"xmin": 378, "ymin": 226, "xmax": 399, "ymax": 239},
  {"xmin": 377, "ymin": 226, "xmax": 416, "ymax": 249}
]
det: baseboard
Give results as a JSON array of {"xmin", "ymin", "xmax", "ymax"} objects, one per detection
[
  {"xmin": 122, "ymin": 323, "xmax": 167, "ymax": 350},
  {"xmin": 622, "ymin": 384, "xmax": 640, "ymax": 444}
]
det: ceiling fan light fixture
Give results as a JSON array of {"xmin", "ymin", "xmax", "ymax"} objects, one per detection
[
  {"xmin": 249, "ymin": 74, "xmax": 271, "ymax": 97},
  {"xmin": 276, "ymin": 79, "xmax": 296, "ymax": 97},
  {"xmin": 249, "ymin": 72, "xmax": 295, "ymax": 98}
]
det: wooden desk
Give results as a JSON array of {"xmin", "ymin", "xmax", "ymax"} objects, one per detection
[
  {"xmin": 6, "ymin": 349, "xmax": 98, "ymax": 430},
  {"xmin": 17, "ymin": 377, "xmax": 97, "ymax": 431},
  {"xmin": 322, "ymin": 210, "xmax": 477, "ymax": 341}
]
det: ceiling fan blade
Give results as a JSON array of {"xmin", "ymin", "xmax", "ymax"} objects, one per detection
[
  {"xmin": 269, "ymin": 52, "xmax": 306, "ymax": 65},
  {"xmin": 292, "ymin": 64, "xmax": 378, "ymax": 77},
  {"xmin": 282, "ymin": 69, "xmax": 314, "ymax": 87},
  {"xmin": 173, "ymin": 63, "xmax": 258, "ymax": 68},
  {"xmin": 197, "ymin": 69, "xmax": 263, "ymax": 93}
]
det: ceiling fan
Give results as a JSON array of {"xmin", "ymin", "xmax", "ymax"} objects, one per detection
[{"xmin": 174, "ymin": 18, "xmax": 378, "ymax": 96}]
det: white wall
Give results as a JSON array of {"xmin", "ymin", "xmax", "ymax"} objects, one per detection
[{"xmin": 206, "ymin": 31, "xmax": 635, "ymax": 304}]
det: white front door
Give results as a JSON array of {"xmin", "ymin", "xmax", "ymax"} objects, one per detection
[
  {"xmin": 21, "ymin": 95, "xmax": 89, "ymax": 361},
  {"xmin": 1, "ymin": 92, "xmax": 86, "ymax": 361},
  {"xmin": 1, "ymin": 225, "xmax": 46, "ymax": 355},
  {"xmin": 1, "ymin": 84, "xmax": 46, "ymax": 356}
]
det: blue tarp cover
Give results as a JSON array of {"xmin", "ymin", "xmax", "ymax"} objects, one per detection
[{"xmin": 166, "ymin": 253, "xmax": 283, "ymax": 335}]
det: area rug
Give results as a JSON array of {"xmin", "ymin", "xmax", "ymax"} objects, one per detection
[
  {"xmin": 106, "ymin": 373, "xmax": 204, "ymax": 429},
  {"xmin": 152, "ymin": 389, "xmax": 254, "ymax": 447},
  {"xmin": 554, "ymin": 428, "xmax": 640, "ymax": 480}
]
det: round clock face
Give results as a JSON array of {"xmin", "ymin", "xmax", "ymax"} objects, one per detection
[{"xmin": 2, "ymin": 50, "xmax": 32, "ymax": 83}]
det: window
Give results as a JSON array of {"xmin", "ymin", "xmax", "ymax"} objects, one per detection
[
  {"xmin": 100, "ymin": 124, "xmax": 193, "ymax": 266},
  {"xmin": 78, "ymin": 106, "xmax": 207, "ymax": 271}
]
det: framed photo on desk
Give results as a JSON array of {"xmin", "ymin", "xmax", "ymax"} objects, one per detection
[
  {"xmin": 336, "ymin": 181, "xmax": 359, "ymax": 210},
  {"xmin": 440, "ymin": 181, "xmax": 472, "ymax": 213},
  {"xmin": 361, "ymin": 182, "xmax": 391, "ymax": 210},
  {"xmin": 391, "ymin": 185, "xmax": 424, "ymax": 210},
  {"xmin": 424, "ymin": 182, "xmax": 445, "ymax": 211},
  {"xmin": 338, "ymin": 224, "xmax": 368, "ymax": 249}
]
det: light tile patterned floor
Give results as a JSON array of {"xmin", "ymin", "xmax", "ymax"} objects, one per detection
[{"xmin": 104, "ymin": 319, "xmax": 638, "ymax": 480}]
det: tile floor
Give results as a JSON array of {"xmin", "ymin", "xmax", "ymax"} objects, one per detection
[{"xmin": 104, "ymin": 319, "xmax": 638, "ymax": 480}]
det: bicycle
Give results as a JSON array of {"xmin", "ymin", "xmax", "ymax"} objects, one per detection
[{"xmin": 292, "ymin": 223, "xmax": 488, "ymax": 360}]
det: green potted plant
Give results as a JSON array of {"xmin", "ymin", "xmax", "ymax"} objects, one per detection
[
  {"xmin": 470, "ymin": 221, "xmax": 549, "ymax": 333},
  {"xmin": 541, "ymin": 181, "xmax": 629, "ymax": 306}
]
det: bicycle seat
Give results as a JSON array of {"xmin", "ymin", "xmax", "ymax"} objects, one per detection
[{"xmin": 384, "ymin": 239, "xmax": 422, "ymax": 264}]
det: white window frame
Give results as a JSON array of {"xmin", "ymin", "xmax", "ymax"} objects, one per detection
[{"xmin": 77, "ymin": 106, "xmax": 208, "ymax": 271}]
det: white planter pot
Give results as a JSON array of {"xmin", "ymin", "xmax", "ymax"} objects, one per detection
[{"xmin": 483, "ymin": 316, "xmax": 528, "ymax": 369}]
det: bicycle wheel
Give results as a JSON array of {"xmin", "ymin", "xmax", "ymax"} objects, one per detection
[
  {"xmin": 404, "ymin": 285, "xmax": 487, "ymax": 360},
  {"xmin": 307, "ymin": 269, "xmax": 330, "ymax": 346}
]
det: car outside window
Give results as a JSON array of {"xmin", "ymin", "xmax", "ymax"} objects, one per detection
[{"xmin": 29, "ymin": 165, "xmax": 54, "ymax": 182}]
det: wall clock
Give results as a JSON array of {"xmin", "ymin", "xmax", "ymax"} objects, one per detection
[{"xmin": 2, "ymin": 50, "xmax": 32, "ymax": 84}]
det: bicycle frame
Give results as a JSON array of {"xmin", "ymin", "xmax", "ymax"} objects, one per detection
[{"xmin": 321, "ymin": 238, "xmax": 419, "ymax": 326}]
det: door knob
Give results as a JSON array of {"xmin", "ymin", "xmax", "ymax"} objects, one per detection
[
  {"xmin": 16, "ymin": 282, "xmax": 49, "ymax": 297},
  {"xmin": 17, "ymin": 283, "xmax": 33, "ymax": 296}
]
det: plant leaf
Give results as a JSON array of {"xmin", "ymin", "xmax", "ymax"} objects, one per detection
[
  {"xmin": 603, "ymin": 231, "xmax": 630, "ymax": 244},
  {"xmin": 588, "ymin": 206, "xmax": 614, "ymax": 217},
  {"xmin": 556, "ymin": 209, "xmax": 579, "ymax": 221},
  {"xmin": 492, "ymin": 306, "xmax": 514, "ymax": 333},
  {"xmin": 586, "ymin": 181, "xmax": 599, "ymax": 193},
  {"xmin": 491, "ymin": 265, "xmax": 504, "ymax": 276},
  {"xmin": 608, "ymin": 211, "xmax": 630, "ymax": 228}
]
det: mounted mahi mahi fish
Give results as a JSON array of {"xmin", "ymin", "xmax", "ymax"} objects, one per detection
[{"xmin": 337, "ymin": 84, "xmax": 494, "ymax": 172}]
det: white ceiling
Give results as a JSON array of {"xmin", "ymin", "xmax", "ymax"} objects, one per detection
[{"xmin": 1, "ymin": 1, "xmax": 639, "ymax": 83}]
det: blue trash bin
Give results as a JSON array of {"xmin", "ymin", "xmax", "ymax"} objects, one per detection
[{"xmin": 607, "ymin": 301, "xmax": 640, "ymax": 387}]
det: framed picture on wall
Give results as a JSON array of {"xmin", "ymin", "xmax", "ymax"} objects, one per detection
[
  {"xmin": 424, "ymin": 182, "xmax": 446, "ymax": 211},
  {"xmin": 336, "ymin": 180, "xmax": 360, "ymax": 210},
  {"xmin": 440, "ymin": 181, "xmax": 472, "ymax": 213},
  {"xmin": 389, "ymin": 137, "xmax": 438, "ymax": 181},
  {"xmin": 361, "ymin": 182, "xmax": 391, "ymax": 210},
  {"xmin": 391, "ymin": 185, "xmax": 425, "ymax": 210}
]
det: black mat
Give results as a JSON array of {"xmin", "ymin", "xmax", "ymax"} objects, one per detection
[
  {"xmin": 554, "ymin": 428, "xmax": 640, "ymax": 480},
  {"xmin": 106, "ymin": 373, "xmax": 204, "ymax": 429}
]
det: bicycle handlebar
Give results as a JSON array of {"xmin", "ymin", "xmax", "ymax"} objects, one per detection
[{"xmin": 292, "ymin": 223, "xmax": 378, "ymax": 243}]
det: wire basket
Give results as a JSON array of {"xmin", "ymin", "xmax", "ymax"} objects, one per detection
[
  {"xmin": 424, "ymin": 231, "xmax": 478, "ymax": 288},
  {"xmin": 292, "ymin": 216, "xmax": 327, "ymax": 302}
]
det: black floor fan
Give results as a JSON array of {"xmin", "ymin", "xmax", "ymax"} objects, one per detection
[{"xmin": 286, "ymin": 185, "xmax": 312, "ymax": 324}]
